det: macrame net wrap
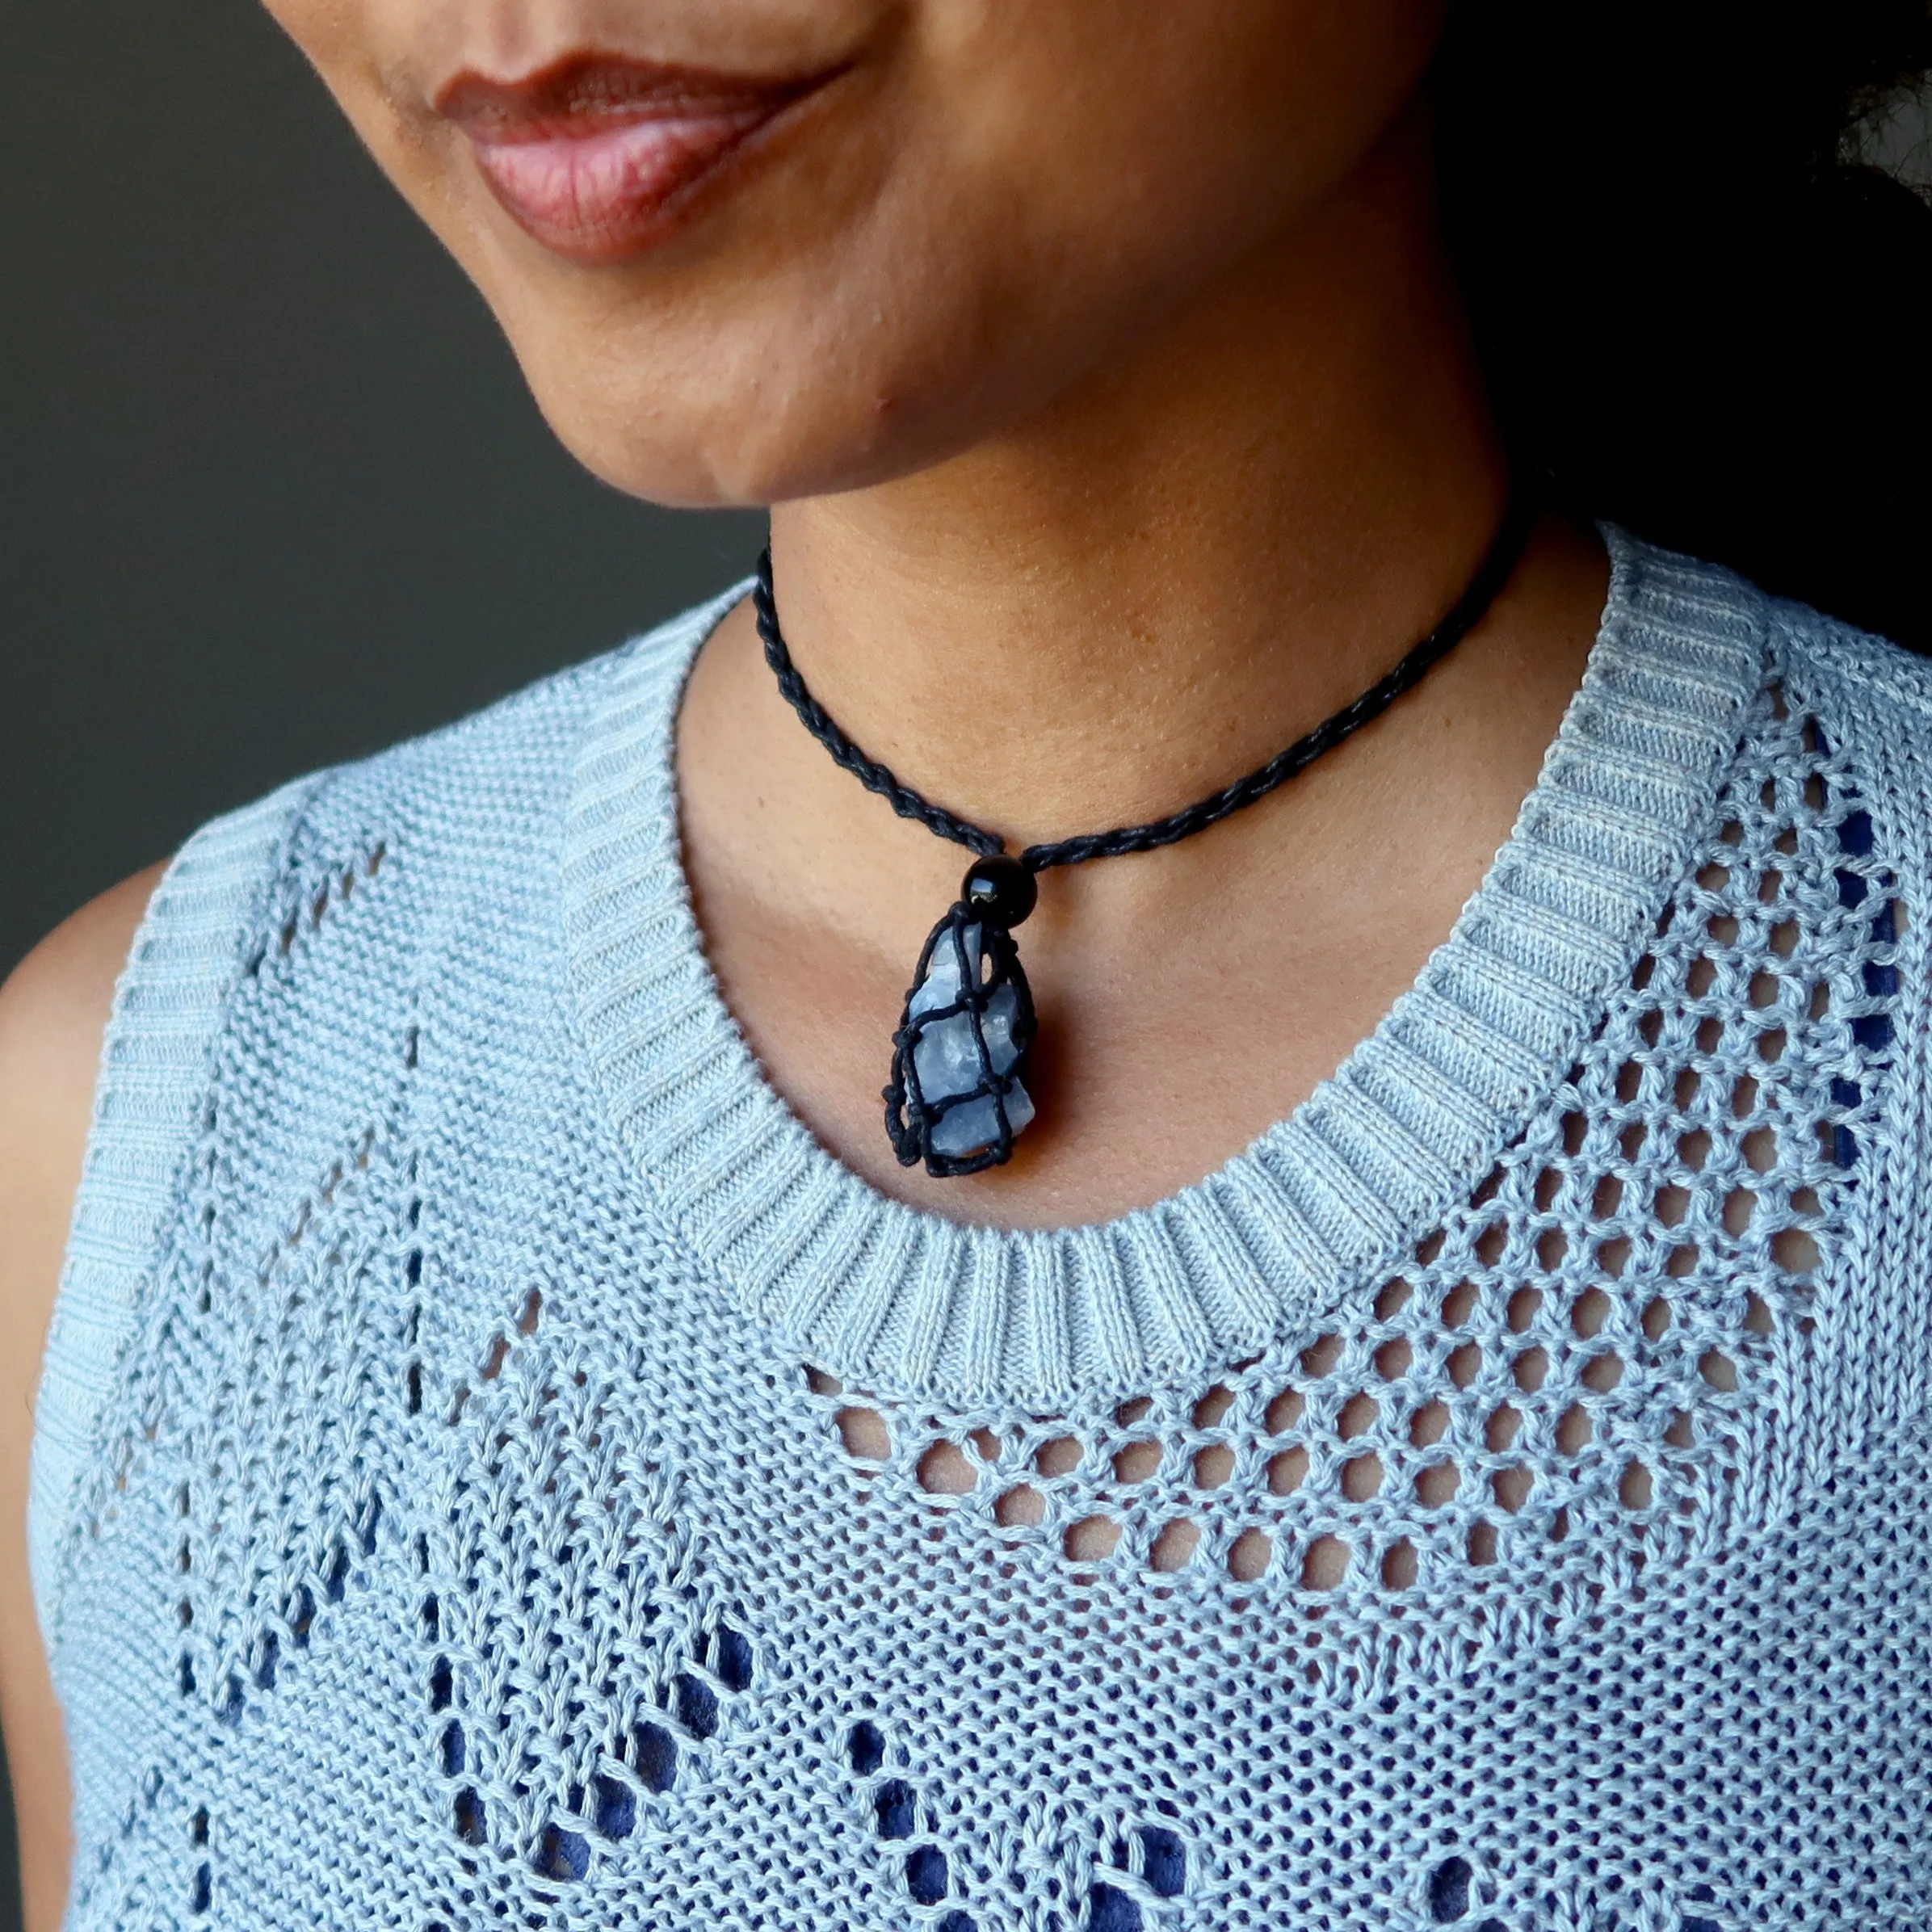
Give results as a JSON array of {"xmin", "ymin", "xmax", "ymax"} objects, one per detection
[
  {"xmin": 36, "ymin": 573, "xmax": 1932, "ymax": 1932},
  {"xmin": 885, "ymin": 908, "xmax": 1038, "ymax": 1177}
]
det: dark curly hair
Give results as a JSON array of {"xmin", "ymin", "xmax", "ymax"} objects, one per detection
[{"xmin": 1438, "ymin": 2, "xmax": 1932, "ymax": 649}]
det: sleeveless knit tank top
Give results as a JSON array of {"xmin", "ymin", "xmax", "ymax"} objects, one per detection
[{"xmin": 28, "ymin": 531, "xmax": 1932, "ymax": 1931}]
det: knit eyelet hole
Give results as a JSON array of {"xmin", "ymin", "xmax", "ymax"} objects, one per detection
[
  {"xmin": 1191, "ymin": 1384, "xmax": 1236, "ymax": 1428},
  {"xmin": 1375, "ymin": 1278, "xmax": 1413, "ymax": 1320},
  {"xmin": 1112, "ymin": 1439, "xmax": 1162, "ymax": 1485},
  {"xmin": 995, "ymin": 1484, "xmax": 1046, "ymax": 1528},
  {"xmin": 1227, "ymin": 1528, "xmax": 1273, "ymax": 1581},
  {"xmin": 1300, "ymin": 1334, "xmax": 1346, "ymax": 1380},
  {"xmin": 1374, "ymin": 1336, "xmax": 1413, "ymax": 1379},
  {"xmin": 1301, "ymin": 1534, "xmax": 1350, "ymax": 1590},
  {"xmin": 1581, "ymin": 1352, "xmax": 1623, "ymax": 1393},
  {"xmin": 872, "ymin": 1778, "xmax": 916, "ymax": 1840},
  {"xmin": 1267, "ymin": 1446, "xmax": 1308, "ymax": 1495},
  {"xmin": 1337, "ymin": 1392, "xmax": 1379, "ymax": 1439},
  {"xmin": 1148, "ymin": 1518, "xmax": 1200, "ymax": 1573},
  {"xmin": 1380, "ymin": 1538, "xmax": 1418, "ymax": 1590},
  {"xmin": 453, "ymin": 1788, "xmax": 487, "ymax": 1847},
  {"xmin": 917, "ymin": 1441, "xmax": 978, "ymax": 1497},
  {"xmin": 532, "ymin": 1823, "xmax": 590, "ymax": 1883},
  {"xmin": 836, "ymin": 1406, "xmax": 892, "ymax": 1462},
  {"xmin": 1035, "ymin": 1435, "xmax": 1082, "ymax": 1477},
  {"xmin": 847, "ymin": 1720, "xmax": 885, "ymax": 1774},
  {"xmin": 710, "ymin": 1621, "xmax": 754, "ymax": 1693},
  {"xmin": 632, "ymin": 1720, "xmax": 678, "ymax": 1792},
  {"xmin": 1265, "ymin": 1388, "xmax": 1305, "ymax": 1434},
  {"xmin": 1774, "ymin": 1225, "xmax": 1821, "ymax": 1273},
  {"xmin": 1064, "ymin": 1515, "xmax": 1120, "ymax": 1562},
  {"xmin": 1492, "ymin": 1466, "xmax": 1533, "ymax": 1514},
  {"xmin": 1570, "ymin": 1287, "xmax": 1611, "ymax": 1338},
  {"xmin": 1340, "ymin": 1454, "xmax": 1382, "ymax": 1502},
  {"xmin": 1427, "ymin": 1855, "xmax": 1472, "ymax": 1922},
  {"xmin": 906, "ymin": 1843, "xmax": 951, "ymax": 1906},
  {"xmin": 591, "ymin": 1773, "xmax": 635, "ymax": 1842}
]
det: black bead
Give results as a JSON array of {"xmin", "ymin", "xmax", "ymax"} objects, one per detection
[{"xmin": 960, "ymin": 855, "xmax": 1037, "ymax": 929}]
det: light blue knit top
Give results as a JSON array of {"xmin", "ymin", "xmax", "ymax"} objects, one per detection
[{"xmin": 29, "ymin": 532, "xmax": 1932, "ymax": 1931}]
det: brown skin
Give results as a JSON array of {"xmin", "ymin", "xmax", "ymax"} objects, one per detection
[
  {"xmin": 0, "ymin": 864, "xmax": 165, "ymax": 1930},
  {"xmin": 0, "ymin": 2, "xmax": 1611, "ymax": 1922}
]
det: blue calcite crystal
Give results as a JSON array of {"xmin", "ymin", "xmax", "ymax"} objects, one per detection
[
  {"xmin": 909, "ymin": 923, "xmax": 1035, "ymax": 1156},
  {"xmin": 885, "ymin": 906, "xmax": 1037, "ymax": 1176}
]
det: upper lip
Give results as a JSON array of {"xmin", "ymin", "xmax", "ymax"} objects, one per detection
[{"xmin": 435, "ymin": 52, "xmax": 834, "ymax": 144}]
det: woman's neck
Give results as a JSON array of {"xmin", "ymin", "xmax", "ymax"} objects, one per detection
[
  {"xmin": 760, "ymin": 106, "xmax": 1510, "ymax": 850},
  {"xmin": 674, "ymin": 103, "xmax": 1605, "ymax": 1222}
]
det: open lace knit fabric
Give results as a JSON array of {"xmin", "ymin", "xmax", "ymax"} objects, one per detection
[{"xmin": 28, "ymin": 531, "xmax": 1932, "ymax": 1931}]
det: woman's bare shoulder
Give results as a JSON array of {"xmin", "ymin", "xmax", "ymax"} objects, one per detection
[
  {"xmin": 0, "ymin": 861, "xmax": 165, "ymax": 1932},
  {"xmin": 0, "ymin": 863, "xmax": 168, "ymax": 1279}
]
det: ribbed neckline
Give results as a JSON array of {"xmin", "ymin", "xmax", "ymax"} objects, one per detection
[{"xmin": 564, "ymin": 531, "xmax": 1766, "ymax": 1409}]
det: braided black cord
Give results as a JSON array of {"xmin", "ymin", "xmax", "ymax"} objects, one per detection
[
  {"xmin": 754, "ymin": 489, "xmax": 1537, "ymax": 875},
  {"xmin": 753, "ymin": 554, "xmax": 1004, "ymax": 859}
]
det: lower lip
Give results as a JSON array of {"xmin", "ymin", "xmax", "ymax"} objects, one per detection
[{"xmin": 464, "ymin": 105, "xmax": 786, "ymax": 261}]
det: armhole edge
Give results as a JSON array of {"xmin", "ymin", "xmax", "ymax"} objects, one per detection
[{"xmin": 27, "ymin": 775, "xmax": 320, "ymax": 1650}]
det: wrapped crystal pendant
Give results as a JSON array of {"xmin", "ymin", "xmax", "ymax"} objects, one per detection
[{"xmin": 884, "ymin": 856, "xmax": 1039, "ymax": 1178}]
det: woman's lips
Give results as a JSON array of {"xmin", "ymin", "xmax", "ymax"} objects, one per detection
[{"xmin": 436, "ymin": 57, "xmax": 830, "ymax": 261}]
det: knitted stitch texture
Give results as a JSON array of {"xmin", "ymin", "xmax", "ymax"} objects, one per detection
[{"xmin": 29, "ymin": 531, "xmax": 1932, "ymax": 1931}]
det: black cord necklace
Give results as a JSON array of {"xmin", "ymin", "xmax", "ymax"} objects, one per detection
[{"xmin": 753, "ymin": 493, "xmax": 1536, "ymax": 1179}]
